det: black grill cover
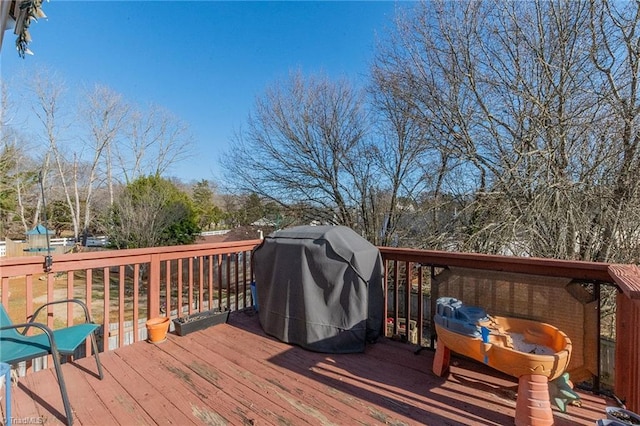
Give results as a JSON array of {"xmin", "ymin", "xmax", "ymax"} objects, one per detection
[{"xmin": 253, "ymin": 225, "xmax": 384, "ymax": 353}]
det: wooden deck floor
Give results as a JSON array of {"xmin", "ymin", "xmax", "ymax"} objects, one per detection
[{"xmin": 4, "ymin": 309, "xmax": 613, "ymax": 425}]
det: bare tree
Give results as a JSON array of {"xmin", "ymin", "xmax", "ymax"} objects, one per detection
[
  {"xmin": 30, "ymin": 69, "xmax": 78, "ymax": 236},
  {"xmin": 369, "ymin": 66, "xmax": 439, "ymax": 246},
  {"xmin": 81, "ymin": 84, "xmax": 129, "ymax": 217},
  {"xmin": 222, "ymin": 72, "xmax": 379, "ymax": 239},
  {"xmin": 0, "ymin": 84, "xmax": 17, "ymax": 235},
  {"xmin": 80, "ymin": 85, "xmax": 129, "ymax": 208},
  {"xmin": 30, "ymin": 74, "xmax": 112, "ymax": 241},
  {"xmin": 116, "ymin": 104, "xmax": 193, "ymax": 184},
  {"xmin": 7, "ymin": 66, "xmax": 196, "ymax": 242},
  {"xmin": 0, "ymin": 132, "xmax": 38, "ymax": 237},
  {"xmin": 372, "ymin": 0, "xmax": 638, "ymax": 261},
  {"xmin": 31, "ymin": 77, "xmax": 128, "ymax": 241},
  {"xmin": 0, "ymin": 82, "xmax": 40, "ymax": 237},
  {"xmin": 587, "ymin": 0, "xmax": 640, "ymax": 263}
]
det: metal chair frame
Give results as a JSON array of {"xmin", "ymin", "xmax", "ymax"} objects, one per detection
[{"xmin": 0, "ymin": 299, "xmax": 103, "ymax": 426}]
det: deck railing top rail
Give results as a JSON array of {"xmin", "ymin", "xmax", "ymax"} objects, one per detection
[
  {"xmin": 0, "ymin": 239, "xmax": 262, "ymax": 275},
  {"xmin": 2, "ymin": 241, "xmax": 637, "ymax": 297}
]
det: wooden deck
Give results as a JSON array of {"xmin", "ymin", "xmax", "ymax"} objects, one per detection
[{"xmin": 5, "ymin": 309, "xmax": 613, "ymax": 425}]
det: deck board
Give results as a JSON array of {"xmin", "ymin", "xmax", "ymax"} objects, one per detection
[
  {"xmin": 166, "ymin": 339, "xmax": 299, "ymax": 425},
  {"xmin": 103, "ymin": 347, "xmax": 199, "ymax": 425},
  {"xmin": 136, "ymin": 339, "xmax": 275, "ymax": 425},
  {"xmin": 80, "ymin": 358, "xmax": 155, "ymax": 425},
  {"xmin": 3, "ymin": 309, "xmax": 615, "ymax": 425},
  {"xmin": 20, "ymin": 368, "xmax": 66, "ymax": 422},
  {"xmin": 58, "ymin": 364, "xmax": 116, "ymax": 425},
  {"xmin": 200, "ymin": 319, "xmax": 393, "ymax": 424},
  {"xmin": 171, "ymin": 336, "xmax": 331, "ymax": 425}
]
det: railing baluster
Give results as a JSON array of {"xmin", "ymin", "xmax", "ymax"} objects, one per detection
[
  {"xmin": 103, "ymin": 267, "xmax": 110, "ymax": 351},
  {"xmin": 243, "ymin": 250, "xmax": 248, "ymax": 308},
  {"xmin": 217, "ymin": 254, "xmax": 223, "ymax": 309},
  {"xmin": 164, "ymin": 260, "xmax": 170, "ymax": 318},
  {"xmin": 383, "ymin": 260, "xmax": 389, "ymax": 335},
  {"xmin": 393, "ymin": 259, "xmax": 399, "ymax": 335},
  {"xmin": 2, "ymin": 278, "xmax": 11, "ymax": 309},
  {"xmin": 188, "ymin": 257, "xmax": 194, "ymax": 315},
  {"xmin": 430, "ymin": 266, "xmax": 437, "ymax": 347},
  {"xmin": 67, "ymin": 272, "xmax": 74, "ymax": 325},
  {"xmin": 118, "ymin": 265, "xmax": 125, "ymax": 348},
  {"xmin": 199, "ymin": 255, "xmax": 204, "ymax": 312},
  {"xmin": 207, "ymin": 255, "xmax": 215, "ymax": 309},
  {"xmin": 226, "ymin": 254, "xmax": 231, "ymax": 310},
  {"xmin": 177, "ymin": 258, "xmax": 183, "ymax": 317},
  {"xmin": 405, "ymin": 261, "xmax": 412, "ymax": 343},
  {"xmin": 25, "ymin": 275, "xmax": 33, "ymax": 331},
  {"xmin": 133, "ymin": 264, "xmax": 140, "ymax": 343},
  {"xmin": 46, "ymin": 273, "xmax": 54, "ymax": 329},
  {"xmin": 234, "ymin": 253, "xmax": 240, "ymax": 310},
  {"xmin": 417, "ymin": 264, "xmax": 424, "ymax": 345},
  {"xmin": 85, "ymin": 268, "xmax": 93, "ymax": 353},
  {"xmin": 148, "ymin": 254, "xmax": 161, "ymax": 319}
]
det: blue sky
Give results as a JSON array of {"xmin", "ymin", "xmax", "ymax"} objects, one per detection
[{"xmin": 1, "ymin": 1, "xmax": 405, "ymax": 183}]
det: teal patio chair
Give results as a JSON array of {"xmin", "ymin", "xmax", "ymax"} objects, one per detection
[{"xmin": 0, "ymin": 299, "xmax": 103, "ymax": 426}]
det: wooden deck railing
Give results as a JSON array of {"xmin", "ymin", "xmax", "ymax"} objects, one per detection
[
  {"xmin": 0, "ymin": 240, "xmax": 262, "ymax": 352},
  {"xmin": 1, "ymin": 240, "xmax": 639, "ymax": 412},
  {"xmin": 379, "ymin": 247, "xmax": 640, "ymax": 413},
  {"xmin": 380, "ymin": 246, "xmax": 613, "ymax": 347}
]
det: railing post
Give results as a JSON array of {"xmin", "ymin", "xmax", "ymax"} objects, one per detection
[
  {"xmin": 430, "ymin": 266, "xmax": 437, "ymax": 348},
  {"xmin": 595, "ymin": 280, "xmax": 601, "ymax": 393},
  {"xmin": 615, "ymin": 292, "xmax": 640, "ymax": 413},
  {"xmin": 148, "ymin": 254, "xmax": 161, "ymax": 319}
]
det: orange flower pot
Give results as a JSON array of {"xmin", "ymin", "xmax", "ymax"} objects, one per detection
[{"xmin": 146, "ymin": 317, "xmax": 170, "ymax": 343}]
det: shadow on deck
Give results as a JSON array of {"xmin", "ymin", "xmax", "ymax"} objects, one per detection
[{"xmin": 4, "ymin": 309, "xmax": 613, "ymax": 425}]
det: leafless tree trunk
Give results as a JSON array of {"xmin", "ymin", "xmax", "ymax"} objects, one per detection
[
  {"xmin": 80, "ymin": 84, "xmax": 128, "ymax": 239},
  {"xmin": 369, "ymin": 64, "xmax": 441, "ymax": 246},
  {"xmin": 31, "ymin": 79, "xmax": 128, "ymax": 241},
  {"xmin": 116, "ymin": 104, "xmax": 193, "ymax": 184},
  {"xmin": 30, "ymin": 70, "xmax": 80, "ymax": 237}
]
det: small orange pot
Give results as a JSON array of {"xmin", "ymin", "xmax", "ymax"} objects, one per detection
[{"xmin": 146, "ymin": 317, "xmax": 170, "ymax": 343}]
